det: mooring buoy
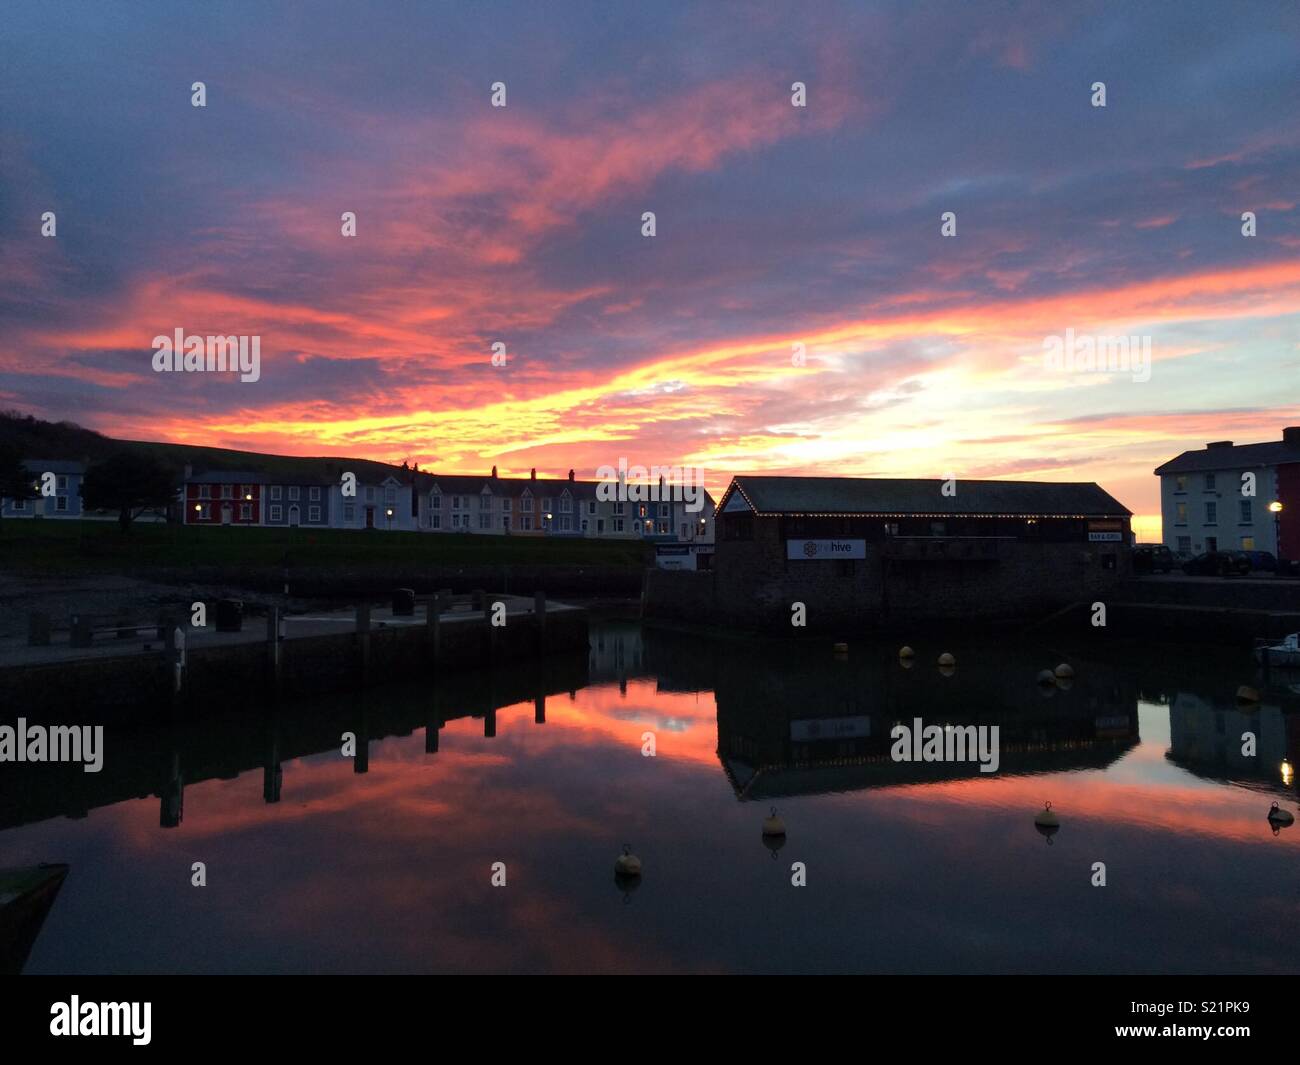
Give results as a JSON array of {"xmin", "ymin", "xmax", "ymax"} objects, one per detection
[
  {"xmin": 1268, "ymin": 802, "xmax": 1294, "ymax": 835},
  {"xmin": 1036, "ymin": 669, "xmax": 1057, "ymax": 687},
  {"xmin": 899, "ymin": 645, "xmax": 915, "ymax": 660},
  {"xmin": 1034, "ymin": 802, "xmax": 1060, "ymax": 843},
  {"xmin": 614, "ymin": 843, "xmax": 642, "ymax": 878},
  {"xmin": 762, "ymin": 806, "xmax": 786, "ymax": 838},
  {"xmin": 833, "ymin": 642, "xmax": 848, "ymax": 655},
  {"xmin": 938, "ymin": 652, "xmax": 955, "ymax": 667},
  {"xmin": 1054, "ymin": 663, "xmax": 1074, "ymax": 680}
]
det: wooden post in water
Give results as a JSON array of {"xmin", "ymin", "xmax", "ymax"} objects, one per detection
[
  {"xmin": 356, "ymin": 603, "xmax": 371, "ymax": 687},
  {"xmin": 535, "ymin": 590, "xmax": 547, "ymax": 654},
  {"xmin": 426, "ymin": 593, "xmax": 441, "ymax": 671},
  {"xmin": 266, "ymin": 606, "xmax": 282, "ymax": 697},
  {"xmin": 483, "ymin": 595, "xmax": 496, "ymax": 660}
]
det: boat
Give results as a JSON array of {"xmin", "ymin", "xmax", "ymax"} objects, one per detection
[
  {"xmin": 1255, "ymin": 633, "xmax": 1300, "ymax": 668},
  {"xmin": 0, "ymin": 863, "xmax": 69, "ymax": 975}
]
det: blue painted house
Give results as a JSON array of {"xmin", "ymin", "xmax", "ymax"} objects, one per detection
[{"xmin": 1, "ymin": 459, "xmax": 85, "ymax": 518}]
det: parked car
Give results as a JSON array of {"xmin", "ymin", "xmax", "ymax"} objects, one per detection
[
  {"xmin": 1239, "ymin": 550, "xmax": 1278, "ymax": 572},
  {"xmin": 1133, "ymin": 544, "xmax": 1176, "ymax": 574},
  {"xmin": 1182, "ymin": 551, "xmax": 1251, "ymax": 577}
]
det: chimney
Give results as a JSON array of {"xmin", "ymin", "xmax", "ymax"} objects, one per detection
[
  {"xmin": 568, "ymin": 468, "xmax": 574, "ymax": 481},
  {"xmin": 183, "ymin": 463, "xmax": 193, "ymax": 480},
  {"xmin": 491, "ymin": 465, "xmax": 498, "ymax": 479},
  {"xmin": 530, "ymin": 467, "xmax": 536, "ymax": 481},
  {"xmin": 1284, "ymin": 427, "xmax": 1300, "ymax": 447},
  {"xmin": 1206, "ymin": 440, "xmax": 1233, "ymax": 450}
]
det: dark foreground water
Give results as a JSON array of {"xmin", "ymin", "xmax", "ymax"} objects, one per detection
[{"xmin": 4, "ymin": 617, "xmax": 1300, "ymax": 974}]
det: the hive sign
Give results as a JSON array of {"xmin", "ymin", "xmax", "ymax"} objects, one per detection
[{"xmin": 787, "ymin": 538, "xmax": 866, "ymax": 560}]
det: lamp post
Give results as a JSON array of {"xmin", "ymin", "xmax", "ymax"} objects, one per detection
[
  {"xmin": 385, "ymin": 507, "xmax": 394, "ymax": 530},
  {"xmin": 1269, "ymin": 500, "xmax": 1283, "ymax": 558}
]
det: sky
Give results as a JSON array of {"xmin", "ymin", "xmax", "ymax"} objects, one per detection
[{"xmin": 1, "ymin": 0, "xmax": 1297, "ymax": 536}]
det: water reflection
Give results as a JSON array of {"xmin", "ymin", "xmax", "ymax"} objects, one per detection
[{"xmin": 3, "ymin": 619, "xmax": 1300, "ymax": 974}]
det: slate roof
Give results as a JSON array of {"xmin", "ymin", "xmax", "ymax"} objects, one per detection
[
  {"xmin": 1154, "ymin": 438, "xmax": 1300, "ymax": 475},
  {"xmin": 719, "ymin": 476, "xmax": 1131, "ymax": 517},
  {"xmin": 21, "ymin": 459, "xmax": 85, "ymax": 475}
]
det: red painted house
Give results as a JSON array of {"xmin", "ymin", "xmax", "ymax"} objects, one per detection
[{"xmin": 184, "ymin": 471, "xmax": 267, "ymax": 525}]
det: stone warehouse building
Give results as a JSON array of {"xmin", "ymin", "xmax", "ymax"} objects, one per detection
[{"xmin": 648, "ymin": 475, "xmax": 1133, "ymax": 631}]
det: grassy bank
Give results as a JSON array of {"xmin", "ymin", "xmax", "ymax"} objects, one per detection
[{"xmin": 1, "ymin": 519, "xmax": 652, "ymax": 575}]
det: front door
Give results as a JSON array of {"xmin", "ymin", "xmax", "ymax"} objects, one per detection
[
  {"xmin": 365, "ymin": 507, "xmax": 375, "ymax": 529},
  {"xmin": 221, "ymin": 503, "xmax": 232, "ymax": 525},
  {"xmin": 288, "ymin": 505, "xmax": 300, "ymax": 527}
]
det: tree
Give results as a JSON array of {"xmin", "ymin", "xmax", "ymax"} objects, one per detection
[
  {"xmin": 82, "ymin": 452, "xmax": 176, "ymax": 532},
  {"xmin": 0, "ymin": 445, "xmax": 37, "ymax": 520}
]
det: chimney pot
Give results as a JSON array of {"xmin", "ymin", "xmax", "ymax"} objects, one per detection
[
  {"xmin": 1206, "ymin": 440, "xmax": 1233, "ymax": 450},
  {"xmin": 1284, "ymin": 427, "xmax": 1300, "ymax": 446},
  {"xmin": 530, "ymin": 468, "xmax": 536, "ymax": 480},
  {"xmin": 491, "ymin": 465, "xmax": 498, "ymax": 478},
  {"xmin": 568, "ymin": 468, "xmax": 574, "ymax": 481}
]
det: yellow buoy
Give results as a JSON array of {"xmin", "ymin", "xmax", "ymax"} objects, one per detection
[
  {"xmin": 1034, "ymin": 802, "xmax": 1059, "ymax": 828},
  {"xmin": 938, "ymin": 652, "xmax": 955, "ymax": 667},
  {"xmin": 762, "ymin": 806, "xmax": 786, "ymax": 838},
  {"xmin": 614, "ymin": 843, "xmax": 642, "ymax": 877},
  {"xmin": 1054, "ymin": 663, "xmax": 1074, "ymax": 680},
  {"xmin": 1268, "ymin": 802, "xmax": 1294, "ymax": 834},
  {"xmin": 899, "ymin": 645, "xmax": 916, "ymax": 659}
]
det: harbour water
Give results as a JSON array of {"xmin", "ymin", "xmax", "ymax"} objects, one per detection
[{"xmin": 4, "ymin": 617, "xmax": 1299, "ymax": 974}]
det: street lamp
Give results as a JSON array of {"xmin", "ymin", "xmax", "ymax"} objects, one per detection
[{"xmin": 1270, "ymin": 500, "xmax": 1283, "ymax": 557}]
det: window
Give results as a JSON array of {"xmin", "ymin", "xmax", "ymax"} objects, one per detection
[
  {"xmin": 240, "ymin": 503, "xmax": 252, "ymax": 520},
  {"xmin": 271, "ymin": 485, "xmax": 282, "ymax": 500},
  {"xmin": 385, "ymin": 487, "xmax": 396, "ymax": 505},
  {"xmin": 12, "ymin": 498, "xmax": 25, "ymax": 511},
  {"xmin": 1241, "ymin": 536, "xmax": 1255, "ymax": 550},
  {"xmin": 269, "ymin": 504, "xmax": 282, "ymax": 521},
  {"xmin": 1177, "ymin": 536, "xmax": 1190, "ymax": 553},
  {"xmin": 195, "ymin": 503, "xmax": 209, "ymax": 520},
  {"xmin": 561, "ymin": 496, "xmax": 572, "ymax": 513},
  {"xmin": 309, "ymin": 505, "xmax": 321, "ymax": 522},
  {"xmin": 240, "ymin": 485, "xmax": 251, "ymax": 499},
  {"xmin": 1175, "ymin": 476, "xmax": 1187, "ymax": 492},
  {"xmin": 502, "ymin": 516, "xmax": 511, "ymax": 530},
  {"xmin": 288, "ymin": 486, "xmax": 300, "ymax": 501},
  {"xmin": 1239, "ymin": 500, "xmax": 1252, "ymax": 523},
  {"xmin": 581, "ymin": 520, "xmax": 589, "ymax": 533},
  {"xmin": 657, "ymin": 520, "xmax": 669, "ymax": 534},
  {"xmin": 560, "ymin": 515, "xmax": 572, "ymax": 531},
  {"xmin": 310, "ymin": 487, "xmax": 321, "ymax": 501},
  {"xmin": 681, "ymin": 524, "xmax": 688, "ymax": 539},
  {"xmin": 56, "ymin": 475, "xmax": 68, "ymax": 490},
  {"xmin": 521, "ymin": 515, "xmax": 533, "ymax": 531},
  {"xmin": 199, "ymin": 485, "xmax": 211, "ymax": 499},
  {"xmin": 1205, "ymin": 501, "xmax": 1217, "ymax": 525},
  {"xmin": 613, "ymin": 501, "xmax": 624, "ymax": 515},
  {"xmin": 432, "ymin": 514, "xmax": 441, "ymax": 530},
  {"xmin": 1175, "ymin": 502, "xmax": 1187, "ymax": 524},
  {"xmin": 1206, "ymin": 536, "xmax": 1218, "ymax": 552},
  {"xmin": 638, "ymin": 504, "xmax": 648, "ymax": 518},
  {"xmin": 221, "ymin": 484, "xmax": 233, "ymax": 499},
  {"xmin": 56, "ymin": 496, "xmax": 68, "ymax": 511},
  {"xmin": 366, "ymin": 486, "xmax": 375, "ymax": 501},
  {"xmin": 1204, "ymin": 473, "xmax": 1216, "ymax": 490},
  {"xmin": 502, "ymin": 497, "xmax": 512, "ymax": 512},
  {"xmin": 587, "ymin": 501, "xmax": 596, "ymax": 515},
  {"xmin": 658, "ymin": 503, "xmax": 669, "ymax": 518},
  {"xmin": 613, "ymin": 518, "xmax": 624, "ymax": 532},
  {"xmin": 479, "ymin": 512, "xmax": 492, "ymax": 530},
  {"xmin": 542, "ymin": 497, "xmax": 552, "ymax": 511},
  {"xmin": 431, "ymin": 494, "xmax": 441, "ymax": 509},
  {"xmin": 344, "ymin": 503, "xmax": 355, "ymax": 521}
]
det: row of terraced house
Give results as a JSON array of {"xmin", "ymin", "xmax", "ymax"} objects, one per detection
[{"xmin": 180, "ymin": 464, "xmax": 715, "ymax": 544}]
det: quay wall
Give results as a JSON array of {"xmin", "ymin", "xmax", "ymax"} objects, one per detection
[{"xmin": 0, "ymin": 607, "xmax": 588, "ymax": 722}]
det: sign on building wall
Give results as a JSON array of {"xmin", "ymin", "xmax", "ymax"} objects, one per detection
[
  {"xmin": 786, "ymin": 538, "xmax": 867, "ymax": 560},
  {"xmin": 1087, "ymin": 519, "xmax": 1124, "ymax": 542}
]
